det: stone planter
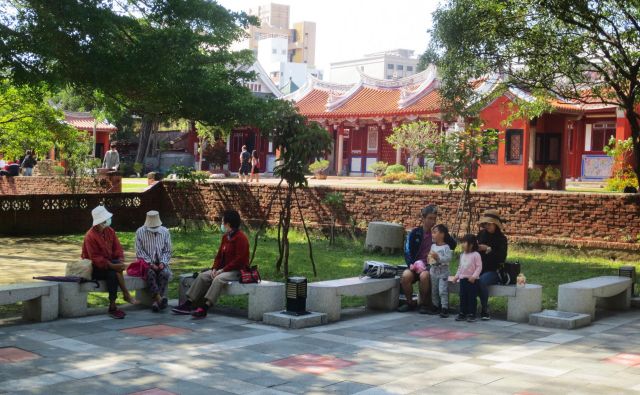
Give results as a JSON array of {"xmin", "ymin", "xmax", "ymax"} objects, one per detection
[{"xmin": 315, "ymin": 173, "xmax": 327, "ymax": 180}]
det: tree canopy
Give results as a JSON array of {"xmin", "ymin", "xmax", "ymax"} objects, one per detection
[
  {"xmin": 0, "ymin": 79, "xmax": 78, "ymax": 159},
  {"xmin": 423, "ymin": 0, "xmax": 640, "ymax": 182},
  {"xmin": 1, "ymin": 0, "xmax": 263, "ymax": 162}
]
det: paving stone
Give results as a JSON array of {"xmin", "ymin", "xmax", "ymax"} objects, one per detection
[{"xmin": 321, "ymin": 381, "xmax": 375, "ymax": 394}]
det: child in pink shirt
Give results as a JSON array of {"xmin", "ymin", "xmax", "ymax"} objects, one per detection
[{"xmin": 453, "ymin": 234, "xmax": 483, "ymax": 322}]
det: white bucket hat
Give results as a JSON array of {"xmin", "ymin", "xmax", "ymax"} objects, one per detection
[
  {"xmin": 144, "ymin": 210, "xmax": 162, "ymax": 228},
  {"xmin": 91, "ymin": 205, "xmax": 113, "ymax": 227}
]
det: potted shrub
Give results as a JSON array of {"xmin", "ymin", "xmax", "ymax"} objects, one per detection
[
  {"xmin": 527, "ymin": 167, "xmax": 543, "ymax": 189},
  {"xmin": 384, "ymin": 164, "xmax": 406, "ymax": 175},
  {"xmin": 368, "ymin": 161, "xmax": 388, "ymax": 180},
  {"xmin": 544, "ymin": 165, "xmax": 561, "ymax": 190},
  {"xmin": 309, "ymin": 159, "xmax": 330, "ymax": 180}
]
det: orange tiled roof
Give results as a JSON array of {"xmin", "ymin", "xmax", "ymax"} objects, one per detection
[{"xmin": 64, "ymin": 112, "xmax": 118, "ymax": 132}]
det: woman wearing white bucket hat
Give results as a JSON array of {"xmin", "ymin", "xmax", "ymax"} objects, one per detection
[{"xmin": 81, "ymin": 205, "xmax": 139, "ymax": 319}]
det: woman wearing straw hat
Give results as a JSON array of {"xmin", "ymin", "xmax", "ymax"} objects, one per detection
[
  {"xmin": 82, "ymin": 206, "xmax": 139, "ymax": 319},
  {"xmin": 476, "ymin": 209, "xmax": 508, "ymax": 321}
]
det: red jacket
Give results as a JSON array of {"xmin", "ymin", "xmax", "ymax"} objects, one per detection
[
  {"xmin": 213, "ymin": 230, "xmax": 249, "ymax": 272},
  {"xmin": 81, "ymin": 226, "xmax": 124, "ymax": 270}
]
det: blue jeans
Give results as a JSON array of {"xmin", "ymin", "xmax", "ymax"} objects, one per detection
[
  {"xmin": 478, "ymin": 271, "xmax": 500, "ymax": 311},
  {"xmin": 23, "ymin": 167, "xmax": 33, "ymax": 176},
  {"xmin": 459, "ymin": 279, "xmax": 479, "ymax": 316}
]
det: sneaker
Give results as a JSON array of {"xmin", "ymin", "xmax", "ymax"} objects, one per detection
[
  {"xmin": 171, "ymin": 301, "xmax": 193, "ymax": 315},
  {"xmin": 397, "ymin": 303, "xmax": 416, "ymax": 312},
  {"xmin": 108, "ymin": 308, "xmax": 126, "ymax": 319},
  {"xmin": 455, "ymin": 313, "xmax": 466, "ymax": 321},
  {"xmin": 160, "ymin": 298, "xmax": 168, "ymax": 310},
  {"xmin": 418, "ymin": 305, "xmax": 431, "ymax": 314},
  {"xmin": 439, "ymin": 309, "xmax": 449, "ymax": 318},
  {"xmin": 467, "ymin": 314, "xmax": 477, "ymax": 322},
  {"xmin": 151, "ymin": 302, "xmax": 160, "ymax": 313},
  {"xmin": 481, "ymin": 309, "xmax": 491, "ymax": 321},
  {"xmin": 191, "ymin": 307, "xmax": 208, "ymax": 319}
]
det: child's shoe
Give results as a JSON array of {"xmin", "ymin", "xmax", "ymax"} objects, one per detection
[
  {"xmin": 426, "ymin": 306, "xmax": 440, "ymax": 316},
  {"xmin": 455, "ymin": 313, "xmax": 466, "ymax": 321},
  {"xmin": 467, "ymin": 314, "xmax": 477, "ymax": 322},
  {"xmin": 439, "ymin": 308, "xmax": 449, "ymax": 318}
]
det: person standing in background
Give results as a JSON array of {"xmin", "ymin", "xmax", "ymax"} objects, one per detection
[{"xmin": 103, "ymin": 142, "xmax": 120, "ymax": 170}]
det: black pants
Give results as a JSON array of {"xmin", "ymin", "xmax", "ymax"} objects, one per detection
[
  {"xmin": 93, "ymin": 268, "xmax": 119, "ymax": 302},
  {"xmin": 459, "ymin": 279, "xmax": 479, "ymax": 316}
]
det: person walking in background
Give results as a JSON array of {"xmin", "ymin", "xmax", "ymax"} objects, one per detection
[
  {"xmin": 20, "ymin": 150, "xmax": 36, "ymax": 176},
  {"xmin": 82, "ymin": 206, "xmax": 139, "ymax": 319},
  {"xmin": 238, "ymin": 145, "xmax": 251, "ymax": 182},
  {"xmin": 135, "ymin": 210, "xmax": 172, "ymax": 312},
  {"xmin": 103, "ymin": 142, "xmax": 120, "ymax": 170},
  {"xmin": 249, "ymin": 150, "xmax": 260, "ymax": 183}
]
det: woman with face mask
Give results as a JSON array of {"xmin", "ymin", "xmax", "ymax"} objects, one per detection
[
  {"xmin": 81, "ymin": 206, "xmax": 139, "ymax": 319},
  {"xmin": 172, "ymin": 209, "xmax": 250, "ymax": 319},
  {"xmin": 134, "ymin": 210, "xmax": 172, "ymax": 312}
]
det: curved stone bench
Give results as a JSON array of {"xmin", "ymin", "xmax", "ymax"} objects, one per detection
[
  {"xmin": 178, "ymin": 273, "xmax": 285, "ymax": 321},
  {"xmin": 558, "ymin": 276, "xmax": 631, "ymax": 320},
  {"xmin": 364, "ymin": 222, "xmax": 405, "ymax": 254},
  {"xmin": 447, "ymin": 280, "xmax": 542, "ymax": 323},
  {"xmin": 1, "ymin": 282, "xmax": 59, "ymax": 322},
  {"xmin": 58, "ymin": 276, "xmax": 153, "ymax": 318},
  {"xmin": 307, "ymin": 276, "xmax": 400, "ymax": 322}
]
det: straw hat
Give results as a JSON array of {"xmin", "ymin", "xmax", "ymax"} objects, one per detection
[
  {"xmin": 479, "ymin": 209, "xmax": 504, "ymax": 230},
  {"xmin": 144, "ymin": 210, "xmax": 162, "ymax": 228},
  {"xmin": 91, "ymin": 206, "xmax": 112, "ymax": 227}
]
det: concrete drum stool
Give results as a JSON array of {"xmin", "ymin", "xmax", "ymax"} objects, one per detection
[{"xmin": 365, "ymin": 221, "xmax": 405, "ymax": 254}]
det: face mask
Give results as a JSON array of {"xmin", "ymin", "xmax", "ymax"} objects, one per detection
[
  {"xmin": 104, "ymin": 218, "xmax": 112, "ymax": 227},
  {"xmin": 220, "ymin": 223, "xmax": 226, "ymax": 234}
]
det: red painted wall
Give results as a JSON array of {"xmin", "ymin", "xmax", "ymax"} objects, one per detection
[{"xmin": 477, "ymin": 96, "xmax": 528, "ymax": 190}]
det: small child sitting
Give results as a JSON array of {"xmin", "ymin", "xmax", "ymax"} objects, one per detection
[{"xmin": 453, "ymin": 234, "xmax": 483, "ymax": 322}]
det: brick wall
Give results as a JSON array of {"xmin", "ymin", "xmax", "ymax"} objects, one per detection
[
  {"xmin": 0, "ymin": 175, "xmax": 121, "ymax": 195},
  {"xmin": 160, "ymin": 181, "xmax": 640, "ymax": 251}
]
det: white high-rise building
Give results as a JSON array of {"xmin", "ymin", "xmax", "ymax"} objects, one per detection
[{"xmin": 329, "ymin": 49, "xmax": 419, "ymax": 84}]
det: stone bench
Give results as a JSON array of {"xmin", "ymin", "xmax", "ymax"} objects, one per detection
[
  {"xmin": 58, "ymin": 276, "xmax": 153, "ymax": 318},
  {"xmin": 0, "ymin": 283, "xmax": 59, "ymax": 322},
  {"xmin": 307, "ymin": 276, "xmax": 400, "ymax": 322},
  {"xmin": 558, "ymin": 276, "xmax": 631, "ymax": 320},
  {"xmin": 447, "ymin": 280, "xmax": 542, "ymax": 323},
  {"xmin": 178, "ymin": 273, "xmax": 285, "ymax": 321}
]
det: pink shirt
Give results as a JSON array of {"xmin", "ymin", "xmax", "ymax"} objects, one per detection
[{"xmin": 455, "ymin": 251, "xmax": 482, "ymax": 280}]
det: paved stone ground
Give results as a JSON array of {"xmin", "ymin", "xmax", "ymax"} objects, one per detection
[{"xmin": 1, "ymin": 306, "xmax": 639, "ymax": 395}]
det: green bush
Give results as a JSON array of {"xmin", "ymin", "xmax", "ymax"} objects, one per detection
[
  {"xmin": 308, "ymin": 159, "xmax": 330, "ymax": 174},
  {"xmin": 133, "ymin": 162, "xmax": 144, "ymax": 175},
  {"xmin": 368, "ymin": 161, "xmax": 388, "ymax": 177},
  {"xmin": 412, "ymin": 166, "xmax": 434, "ymax": 183},
  {"xmin": 606, "ymin": 168, "xmax": 639, "ymax": 192},
  {"xmin": 385, "ymin": 164, "xmax": 406, "ymax": 175},
  {"xmin": 527, "ymin": 167, "xmax": 543, "ymax": 183},
  {"xmin": 53, "ymin": 165, "xmax": 66, "ymax": 176},
  {"xmin": 399, "ymin": 172, "xmax": 417, "ymax": 184}
]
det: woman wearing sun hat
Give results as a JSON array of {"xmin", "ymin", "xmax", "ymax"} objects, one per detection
[
  {"xmin": 476, "ymin": 209, "xmax": 508, "ymax": 321},
  {"xmin": 82, "ymin": 205, "xmax": 139, "ymax": 319}
]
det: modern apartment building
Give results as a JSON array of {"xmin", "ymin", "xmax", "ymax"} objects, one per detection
[{"xmin": 329, "ymin": 49, "xmax": 419, "ymax": 83}]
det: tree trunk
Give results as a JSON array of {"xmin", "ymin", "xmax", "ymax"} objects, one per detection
[
  {"xmin": 626, "ymin": 109, "xmax": 640, "ymax": 186},
  {"xmin": 135, "ymin": 115, "xmax": 158, "ymax": 165}
]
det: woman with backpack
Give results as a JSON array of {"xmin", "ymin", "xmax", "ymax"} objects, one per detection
[
  {"xmin": 249, "ymin": 150, "xmax": 260, "ymax": 183},
  {"xmin": 476, "ymin": 209, "xmax": 508, "ymax": 321}
]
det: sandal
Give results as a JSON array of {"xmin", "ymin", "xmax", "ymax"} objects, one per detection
[
  {"xmin": 124, "ymin": 296, "xmax": 140, "ymax": 305},
  {"xmin": 152, "ymin": 302, "xmax": 160, "ymax": 313}
]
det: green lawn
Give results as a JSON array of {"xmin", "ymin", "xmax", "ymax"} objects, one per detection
[
  {"xmin": 56, "ymin": 227, "xmax": 638, "ymax": 315},
  {"xmin": 121, "ymin": 178, "xmax": 148, "ymax": 193}
]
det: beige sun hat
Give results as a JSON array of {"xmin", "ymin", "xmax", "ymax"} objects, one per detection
[
  {"xmin": 91, "ymin": 205, "xmax": 112, "ymax": 227},
  {"xmin": 479, "ymin": 209, "xmax": 504, "ymax": 230},
  {"xmin": 144, "ymin": 210, "xmax": 162, "ymax": 228}
]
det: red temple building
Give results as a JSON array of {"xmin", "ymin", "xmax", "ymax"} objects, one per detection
[
  {"xmin": 283, "ymin": 66, "xmax": 634, "ymax": 190},
  {"xmin": 61, "ymin": 111, "xmax": 118, "ymax": 160}
]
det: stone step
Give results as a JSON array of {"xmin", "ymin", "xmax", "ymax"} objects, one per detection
[
  {"xmin": 263, "ymin": 311, "xmax": 328, "ymax": 329},
  {"xmin": 529, "ymin": 309, "xmax": 591, "ymax": 330}
]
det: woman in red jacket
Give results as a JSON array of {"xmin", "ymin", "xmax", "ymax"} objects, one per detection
[
  {"xmin": 82, "ymin": 205, "xmax": 139, "ymax": 319},
  {"xmin": 172, "ymin": 209, "xmax": 249, "ymax": 318}
]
